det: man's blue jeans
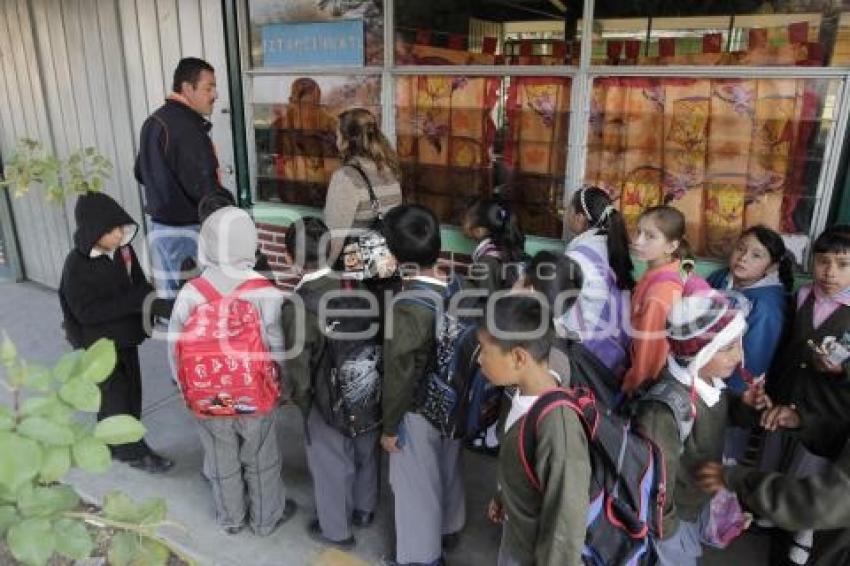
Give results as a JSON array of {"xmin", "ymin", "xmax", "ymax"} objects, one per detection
[{"xmin": 148, "ymin": 220, "xmax": 200, "ymax": 297}]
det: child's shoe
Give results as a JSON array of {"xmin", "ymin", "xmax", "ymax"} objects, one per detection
[
  {"xmin": 307, "ymin": 519, "xmax": 355, "ymax": 549},
  {"xmin": 351, "ymin": 509, "xmax": 374, "ymax": 528}
]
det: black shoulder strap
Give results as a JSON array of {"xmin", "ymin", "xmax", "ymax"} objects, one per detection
[
  {"xmin": 346, "ymin": 161, "xmax": 381, "ymax": 217},
  {"xmin": 639, "ymin": 380, "xmax": 694, "ymax": 442}
]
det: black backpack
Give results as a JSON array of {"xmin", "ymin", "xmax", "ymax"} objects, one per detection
[
  {"xmin": 397, "ymin": 277, "xmax": 487, "ymax": 439},
  {"xmin": 554, "ymin": 337, "xmax": 623, "ymax": 409},
  {"xmin": 298, "ymin": 281, "xmax": 383, "ymax": 437},
  {"xmin": 519, "ymin": 387, "xmax": 664, "ymax": 566}
]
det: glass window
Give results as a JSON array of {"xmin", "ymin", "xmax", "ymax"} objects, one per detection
[
  {"xmin": 394, "ymin": 1, "xmax": 583, "ymax": 66},
  {"xmin": 591, "ymin": 2, "xmax": 850, "ymax": 66},
  {"xmin": 248, "ymin": 0, "xmax": 384, "ymax": 68},
  {"xmin": 252, "ymin": 75, "xmax": 382, "ymax": 206},
  {"xmin": 584, "ymin": 76, "xmax": 840, "ymax": 258},
  {"xmin": 396, "ymin": 75, "xmax": 571, "ymax": 238}
]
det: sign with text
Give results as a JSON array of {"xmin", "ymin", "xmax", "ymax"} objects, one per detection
[{"xmin": 261, "ymin": 20, "xmax": 364, "ymax": 67}]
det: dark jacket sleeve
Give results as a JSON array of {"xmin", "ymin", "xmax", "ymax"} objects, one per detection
[
  {"xmin": 535, "ymin": 407, "xmax": 591, "ymax": 566},
  {"xmin": 382, "ymin": 303, "xmax": 430, "ymax": 435},
  {"xmin": 726, "ymin": 437, "xmax": 850, "ymax": 531},
  {"xmin": 281, "ymin": 298, "xmax": 321, "ymax": 415},
  {"xmin": 61, "ymin": 255, "xmax": 150, "ymax": 326},
  {"xmin": 727, "ymin": 393, "xmax": 761, "ymax": 429},
  {"xmin": 467, "ymin": 256, "xmax": 503, "ymax": 295}
]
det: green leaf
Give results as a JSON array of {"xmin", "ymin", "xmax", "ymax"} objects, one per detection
[
  {"xmin": 102, "ymin": 491, "xmax": 140, "ymax": 522},
  {"xmin": 108, "ymin": 531, "xmax": 138, "ymax": 566},
  {"xmin": 79, "ymin": 338, "xmax": 116, "ymax": 384},
  {"xmin": 0, "ymin": 432, "xmax": 43, "ymax": 491},
  {"xmin": 1, "ymin": 332, "xmax": 17, "ymax": 367},
  {"xmin": 72, "ymin": 437, "xmax": 111, "ymax": 473},
  {"xmin": 18, "ymin": 416, "xmax": 75, "ymax": 446},
  {"xmin": 39, "ymin": 446, "xmax": 71, "ymax": 483},
  {"xmin": 22, "ymin": 364, "xmax": 50, "ymax": 392},
  {"xmin": 0, "ymin": 505, "xmax": 17, "ymax": 536},
  {"xmin": 103, "ymin": 491, "xmax": 167, "ymax": 526},
  {"xmin": 53, "ymin": 518, "xmax": 94, "ymax": 561},
  {"xmin": 21, "ymin": 395, "xmax": 75, "ymax": 425},
  {"xmin": 18, "ymin": 485, "xmax": 79, "ymax": 518},
  {"xmin": 0, "ymin": 406, "xmax": 13, "ymax": 431},
  {"xmin": 59, "ymin": 377, "xmax": 101, "ymax": 412},
  {"xmin": 52, "ymin": 350, "xmax": 82, "ymax": 383},
  {"xmin": 108, "ymin": 531, "xmax": 169, "ymax": 566},
  {"xmin": 91, "ymin": 176, "xmax": 103, "ymax": 192},
  {"xmin": 94, "ymin": 415, "xmax": 146, "ymax": 446},
  {"xmin": 7, "ymin": 517, "xmax": 56, "ymax": 566}
]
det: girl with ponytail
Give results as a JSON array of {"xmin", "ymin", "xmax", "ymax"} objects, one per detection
[
  {"xmin": 323, "ymin": 108, "xmax": 403, "ymax": 263},
  {"xmin": 708, "ymin": 225, "xmax": 793, "ymax": 391},
  {"xmin": 623, "ymin": 205, "xmax": 700, "ymax": 394},
  {"xmin": 462, "ymin": 198, "xmax": 527, "ymax": 293},
  {"xmin": 707, "ymin": 225, "xmax": 794, "ymax": 463},
  {"xmin": 561, "ymin": 186, "xmax": 634, "ymax": 377}
]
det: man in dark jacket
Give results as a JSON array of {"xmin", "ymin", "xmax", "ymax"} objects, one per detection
[
  {"xmin": 135, "ymin": 57, "xmax": 221, "ymax": 296},
  {"xmin": 59, "ymin": 192, "xmax": 173, "ymax": 474}
]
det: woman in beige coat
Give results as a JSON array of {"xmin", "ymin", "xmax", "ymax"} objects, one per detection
[{"xmin": 323, "ymin": 108, "xmax": 403, "ymax": 263}]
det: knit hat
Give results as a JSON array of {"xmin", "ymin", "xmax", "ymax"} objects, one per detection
[{"xmin": 666, "ymin": 292, "xmax": 747, "ymax": 378}]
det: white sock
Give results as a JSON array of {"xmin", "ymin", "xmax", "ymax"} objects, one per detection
[{"xmin": 789, "ymin": 530, "xmax": 813, "ymax": 564}]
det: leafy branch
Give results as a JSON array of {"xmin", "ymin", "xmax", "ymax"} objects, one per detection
[
  {"xmin": 0, "ymin": 333, "xmax": 193, "ymax": 566},
  {"xmin": 0, "ymin": 139, "xmax": 112, "ymax": 203}
]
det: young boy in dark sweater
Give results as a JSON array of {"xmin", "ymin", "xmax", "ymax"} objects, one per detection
[
  {"xmin": 758, "ymin": 224, "xmax": 850, "ymax": 565},
  {"xmin": 281, "ymin": 216, "xmax": 379, "ymax": 549},
  {"xmin": 481, "ymin": 295, "xmax": 590, "ymax": 566},
  {"xmin": 380, "ymin": 205, "xmax": 465, "ymax": 566},
  {"xmin": 59, "ymin": 192, "xmax": 172, "ymax": 473},
  {"xmin": 634, "ymin": 293, "xmax": 766, "ymax": 566}
]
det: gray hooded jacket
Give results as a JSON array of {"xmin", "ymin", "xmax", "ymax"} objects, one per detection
[{"xmin": 168, "ymin": 207, "xmax": 287, "ymax": 383}]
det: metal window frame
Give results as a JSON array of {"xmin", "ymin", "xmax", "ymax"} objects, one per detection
[{"xmin": 234, "ymin": 0, "xmax": 850, "ymax": 260}]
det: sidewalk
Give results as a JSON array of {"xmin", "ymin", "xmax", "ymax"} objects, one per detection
[{"xmin": 0, "ymin": 281, "xmax": 768, "ymax": 565}]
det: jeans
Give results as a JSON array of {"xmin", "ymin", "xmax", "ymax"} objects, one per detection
[{"xmin": 148, "ymin": 220, "xmax": 200, "ymax": 297}]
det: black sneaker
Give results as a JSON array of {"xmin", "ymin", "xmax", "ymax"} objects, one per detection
[
  {"xmin": 307, "ymin": 519, "xmax": 356, "ymax": 549},
  {"xmin": 352, "ymin": 509, "xmax": 375, "ymax": 528},
  {"xmin": 127, "ymin": 453, "xmax": 174, "ymax": 474}
]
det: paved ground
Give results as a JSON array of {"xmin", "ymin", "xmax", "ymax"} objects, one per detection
[{"xmin": 0, "ymin": 281, "xmax": 769, "ymax": 565}]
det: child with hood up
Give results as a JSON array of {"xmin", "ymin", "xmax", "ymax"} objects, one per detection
[
  {"xmin": 168, "ymin": 206, "xmax": 295, "ymax": 535},
  {"xmin": 59, "ymin": 191, "xmax": 173, "ymax": 473}
]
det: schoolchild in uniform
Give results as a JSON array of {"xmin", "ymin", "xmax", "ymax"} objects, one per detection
[
  {"xmin": 381, "ymin": 204, "xmax": 465, "ymax": 566},
  {"xmin": 760, "ymin": 225, "xmax": 850, "ymax": 565},
  {"xmin": 168, "ymin": 206, "xmax": 295, "ymax": 535},
  {"xmin": 634, "ymin": 293, "xmax": 768, "ymax": 566},
  {"xmin": 707, "ymin": 225, "xmax": 793, "ymax": 462},
  {"xmin": 462, "ymin": 198, "xmax": 526, "ymax": 293},
  {"xmin": 59, "ymin": 192, "xmax": 173, "ymax": 473},
  {"xmin": 481, "ymin": 295, "xmax": 591, "ymax": 566},
  {"xmin": 281, "ymin": 216, "xmax": 379, "ymax": 548},
  {"xmin": 623, "ymin": 205, "xmax": 692, "ymax": 394}
]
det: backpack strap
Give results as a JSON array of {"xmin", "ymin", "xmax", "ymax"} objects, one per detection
[
  {"xmin": 346, "ymin": 161, "xmax": 382, "ymax": 219},
  {"xmin": 518, "ymin": 387, "xmax": 598, "ymax": 491},
  {"xmin": 232, "ymin": 278, "xmax": 274, "ymax": 295},
  {"xmin": 188, "ymin": 277, "xmax": 221, "ymax": 303},
  {"xmin": 640, "ymin": 380, "xmax": 694, "ymax": 442}
]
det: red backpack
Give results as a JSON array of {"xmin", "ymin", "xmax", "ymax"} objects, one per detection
[{"xmin": 175, "ymin": 278, "xmax": 281, "ymax": 418}]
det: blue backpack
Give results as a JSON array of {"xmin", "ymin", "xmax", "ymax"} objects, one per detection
[
  {"xmin": 520, "ymin": 387, "xmax": 664, "ymax": 566},
  {"xmin": 566, "ymin": 245, "xmax": 631, "ymax": 378},
  {"xmin": 399, "ymin": 277, "xmax": 500, "ymax": 440}
]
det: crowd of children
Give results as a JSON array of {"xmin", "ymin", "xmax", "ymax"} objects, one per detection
[{"xmin": 58, "ymin": 181, "xmax": 850, "ymax": 566}]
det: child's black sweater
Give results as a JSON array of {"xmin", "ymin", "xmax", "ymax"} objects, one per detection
[{"xmin": 59, "ymin": 192, "xmax": 153, "ymax": 349}]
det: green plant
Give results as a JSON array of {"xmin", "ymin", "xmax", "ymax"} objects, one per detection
[
  {"xmin": 0, "ymin": 333, "xmax": 193, "ymax": 566},
  {"xmin": 0, "ymin": 138, "xmax": 112, "ymax": 203}
]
